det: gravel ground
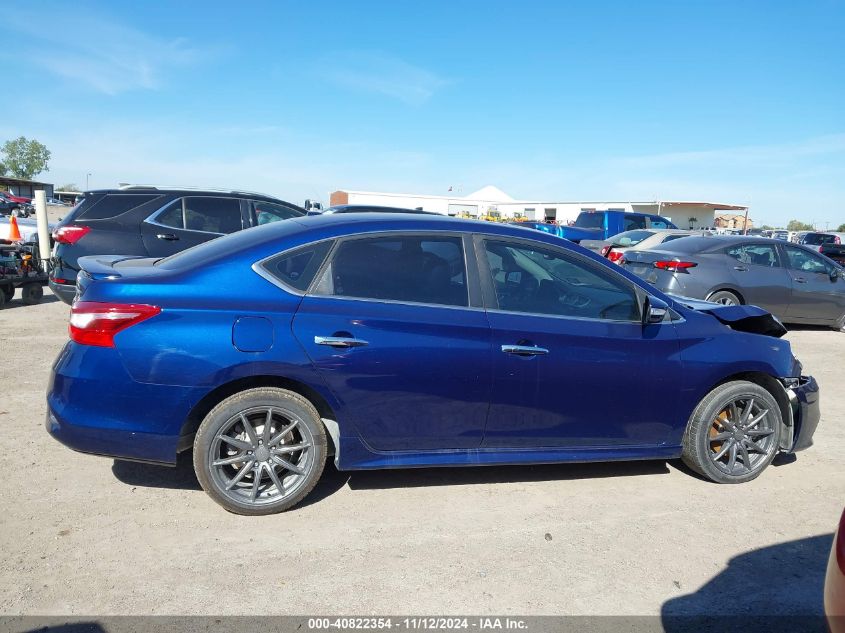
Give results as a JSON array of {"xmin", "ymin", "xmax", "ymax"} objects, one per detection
[{"xmin": 0, "ymin": 289, "xmax": 841, "ymax": 617}]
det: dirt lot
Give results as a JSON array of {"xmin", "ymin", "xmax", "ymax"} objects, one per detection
[{"xmin": 0, "ymin": 289, "xmax": 842, "ymax": 617}]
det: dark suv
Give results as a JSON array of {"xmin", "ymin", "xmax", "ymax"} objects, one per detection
[{"xmin": 50, "ymin": 186, "xmax": 303, "ymax": 304}]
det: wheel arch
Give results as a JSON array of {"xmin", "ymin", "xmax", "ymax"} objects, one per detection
[
  {"xmin": 701, "ymin": 370, "xmax": 792, "ymax": 446},
  {"xmin": 705, "ymin": 287, "xmax": 746, "ymax": 304},
  {"xmin": 179, "ymin": 375, "xmax": 340, "ymax": 454}
]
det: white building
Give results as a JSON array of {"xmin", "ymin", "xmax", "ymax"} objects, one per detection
[{"xmin": 329, "ymin": 186, "xmax": 748, "ymax": 230}]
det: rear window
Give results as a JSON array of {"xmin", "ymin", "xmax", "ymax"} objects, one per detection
[
  {"xmin": 574, "ymin": 212, "xmax": 604, "ymax": 229},
  {"xmin": 804, "ymin": 233, "xmax": 837, "ymax": 245},
  {"xmin": 78, "ymin": 194, "xmax": 161, "ymax": 220},
  {"xmin": 653, "ymin": 236, "xmax": 721, "ymax": 253},
  {"xmin": 611, "ymin": 230, "xmax": 654, "ymax": 246}
]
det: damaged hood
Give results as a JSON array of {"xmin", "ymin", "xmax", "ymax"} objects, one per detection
[{"xmin": 667, "ymin": 294, "xmax": 787, "ymax": 338}]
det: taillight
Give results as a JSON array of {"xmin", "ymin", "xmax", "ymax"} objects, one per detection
[
  {"xmin": 654, "ymin": 260, "xmax": 697, "ymax": 272},
  {"xmin": 607, "ymin": 249, "xmax": 624, "ymax": 264},
  {"xmin": 600, "ymin": 245, "xmax": 611, "ymax": 257},
  {"xmin": 54, "ymin": 225, "xmax": 90, "ymax": 244},
  {"xmin": 69, "ymin": 301, "xmax": 161, "ymax": 347}
]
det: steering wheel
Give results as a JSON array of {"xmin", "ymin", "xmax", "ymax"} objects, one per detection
[{"xmin": 599, "ymin": 300, "xmax": 632, "ymax": 320}]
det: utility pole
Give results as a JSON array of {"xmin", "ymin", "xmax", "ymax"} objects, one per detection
[
  {"xmin": 86, "ymin": 173, "xmax": 92, "ymax": 190},
  {"xmin": 742, "ymin": 207, "xmax": 750, "ymax": 235}
]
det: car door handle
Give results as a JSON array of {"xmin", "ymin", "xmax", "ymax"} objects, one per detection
[
  {"xmin": 314, "ymin": 336, "xmax": 369, "ymax": 348},
  {"xmin": 733, "ymin": 265, "xmax": 748, "ymax": 272},
  {"xmin": 156, "ymin": 233, "xmax": 179, "ymax": 241},
  {"xmin": 793, "ymin": 277, "xmax": 807, "ymax": 283},
  {"xmin": 501, "ymin": 344, "xmax": 549, "ymax": 356}
]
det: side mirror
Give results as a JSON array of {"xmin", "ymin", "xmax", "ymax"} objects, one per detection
[
  {"xmin": 831, "ymin": 268, "xmax": 841, "ymax": 281},
  {"xmin": 642, "ymin": 296, "xmax": 668, "ymax": 325}
]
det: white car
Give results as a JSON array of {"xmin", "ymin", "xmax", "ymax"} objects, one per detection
[
  {"xmin": 581, "ymin": 229, "xmax": 709, "ymax": 263},
  {"xmin": 0, "ymin": 216, "xmax": 56, "ymax": 243}
]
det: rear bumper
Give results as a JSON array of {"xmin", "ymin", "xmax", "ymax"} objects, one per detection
[
  {"xmin": 787, "ymin": 375, "xmax": 820, "ymax": 452},
  {"xmin": 46, "ymin": 342, "xmax": 204, "ymax": 464},
  {"xmin": 46, "ymin": 409, "xmax": 180, "ymax": 464},
  {"xmin": 48, "ymin": 279, "xmax": 76, "ymax": 305}
]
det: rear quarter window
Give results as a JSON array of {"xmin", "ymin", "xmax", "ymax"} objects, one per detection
[
  {"xmin": 260, "ymin": 241, "xmax": 334, "ymax": 292},
  {"xmin": 78, "ymin": 194, "xmax": 162, "ymax": 220}
]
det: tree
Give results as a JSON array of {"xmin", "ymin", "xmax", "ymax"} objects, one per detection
[
  {"xmin": 759, "ymin": 224, "xmax": 775, "ymax": 230},
  {"xmin": 838, "ymin": 223, "xmax": 845, "ymax": 232},
  {"xmin": 0, "ymin": 137, "xmax": 51, "ymax": 180},
  {"xmin": 786, "ymin": 219, "xmax": 813, "ymax": 232},
  {"xmin": 58, "ymin": 183, "xmax": 79, "ymax": 192}
]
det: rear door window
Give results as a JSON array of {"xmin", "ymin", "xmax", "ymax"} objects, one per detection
[
  {"xmin": 726, "ymin": 244, "xmax": 780, "ymax": 267},
  {"xmin": 648, "ymin": 216, "xmax": 671, "ymax": 229},
  {"xmin": 153, "ymin": 200, "xmax": 184, "ymax": 228},
  {"xmin": 184, "ymin": 197, "xmax": 243, "ymax": 234},
  {"xmin": 312, "ymin": 235, "xmax": 468, "ymax": 307}
]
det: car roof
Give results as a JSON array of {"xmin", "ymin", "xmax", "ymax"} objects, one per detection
[{"xmin": 84, "ymin": 187, "xmax": 293, "ymax": 205}]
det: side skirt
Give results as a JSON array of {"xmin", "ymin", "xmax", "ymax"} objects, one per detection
[{"xmin": 335, "ymin": 435, "xmax": 682, "ymax": 471}]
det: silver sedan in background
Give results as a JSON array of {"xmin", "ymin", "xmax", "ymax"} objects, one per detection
[{"xmin": 622, "ymin": 235, "xmax": 845, "ymax": 329}]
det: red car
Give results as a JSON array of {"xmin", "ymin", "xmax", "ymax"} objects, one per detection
[
  {"xmin": 826, "ymin": 508, "xmax": 845, "ymax": 632},
  {"xmin": 1, "ymin": 192, "xmax": 31, "ymax": 204}
]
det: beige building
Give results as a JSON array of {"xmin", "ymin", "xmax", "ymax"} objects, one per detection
[
  {"xmin": 329, "ymin": 186, "xmax": 747, "ymax": 230},
  {"xmin": 714, "ymin": 213, "xmax": 754, "ymax": 230}
]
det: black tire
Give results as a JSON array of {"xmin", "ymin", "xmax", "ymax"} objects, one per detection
[
  {"xmin": 682, "ymin": 380, "xmax": 782, "ymax": 484},
  {"xmin": 1, "ymin": 285, "xmax": 12, "ymax": 302},
  {"xmin": 0, "ymin": 289, "xmax": 5, "ymax": 309},
  {"xmin": 20, "ymin": 283, "xmax": 43, "ymax": 305},
  {"xmin": 193, "ymin": 387, "xmax": 327, "ymax": 515},
  {"xmin": 707, "ymin": 290, "xmax": 742, "ymax": 306}
]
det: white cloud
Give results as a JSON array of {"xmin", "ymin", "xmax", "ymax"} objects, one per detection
[
  {"xmin": 313, "ymin": 51, "xmax": 451, "ymax": 105},
  {"xmin": 7, "ymin": 12, "xmax": 206, "ymax": 94}
]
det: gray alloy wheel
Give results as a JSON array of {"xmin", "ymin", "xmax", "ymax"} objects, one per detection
[
  {"xmin": 682, "ymin": 381, "xmax": 781, "ymax": 484},
  {"xmin": 194, "ymin": 388, "xmax": 327, "ymax": 515},
  {"xmin": 707, "ymin": 290, "xmax": 741, "ymax": 306}
]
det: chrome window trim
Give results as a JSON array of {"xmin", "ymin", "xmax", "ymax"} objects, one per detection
[{"xmin": 485, "ymin": 306, "xmax": 641, "ymax": 325}]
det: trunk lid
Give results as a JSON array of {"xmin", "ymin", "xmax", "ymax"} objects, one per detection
[{"xmin": 75, "ymin": 255, "xmax": 162, "ymax": 300}]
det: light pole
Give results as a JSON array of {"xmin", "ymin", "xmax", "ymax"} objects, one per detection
[{"xmin": 86, "ymin": 173, "xmax": 92, "ymax": 190}]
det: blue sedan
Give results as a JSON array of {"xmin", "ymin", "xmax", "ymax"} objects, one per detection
[{"xmin": 47, "ymin": 214, "xmax": 820, "ymax": 514}]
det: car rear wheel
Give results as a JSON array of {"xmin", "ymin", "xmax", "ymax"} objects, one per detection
[
  {"xmin": 682, "ymin": 381, "xmax": 781, "ymax": 483},
  {"xmin": 707, "ymin": 290, "xmax": 741, "ymax": 306},
  {"xmin": 1, "ymin": 285, "xmax": 13, "ymax": 302},
  {"xmin": 193, "ymin": 387, "xmax": 327, "ymax": 515}
]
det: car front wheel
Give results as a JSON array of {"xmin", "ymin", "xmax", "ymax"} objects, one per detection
[
  {"xmin": 682, "ymin": 381, "xmax": 782, "ymax": 483},
  {"xmin": 707, "ymin": 290, "xmax": 741, "ymax": 306},
  {"xmin": 193, "ymin": 387, "xmax": 327, "ymax": 515}
]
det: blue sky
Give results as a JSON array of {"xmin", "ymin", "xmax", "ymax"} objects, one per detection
[{"xmin": 2, "ymin": 0, "xmax": 844, "ymax": 227}]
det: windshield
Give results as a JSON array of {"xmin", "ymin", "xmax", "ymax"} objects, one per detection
[
  {"xmin": 574, "ymin": 212, "xmax": 604, "ymax": 229},
  {"xmin": 610, "ymin": 230, "xmax": 654, "ymax": 247}
]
